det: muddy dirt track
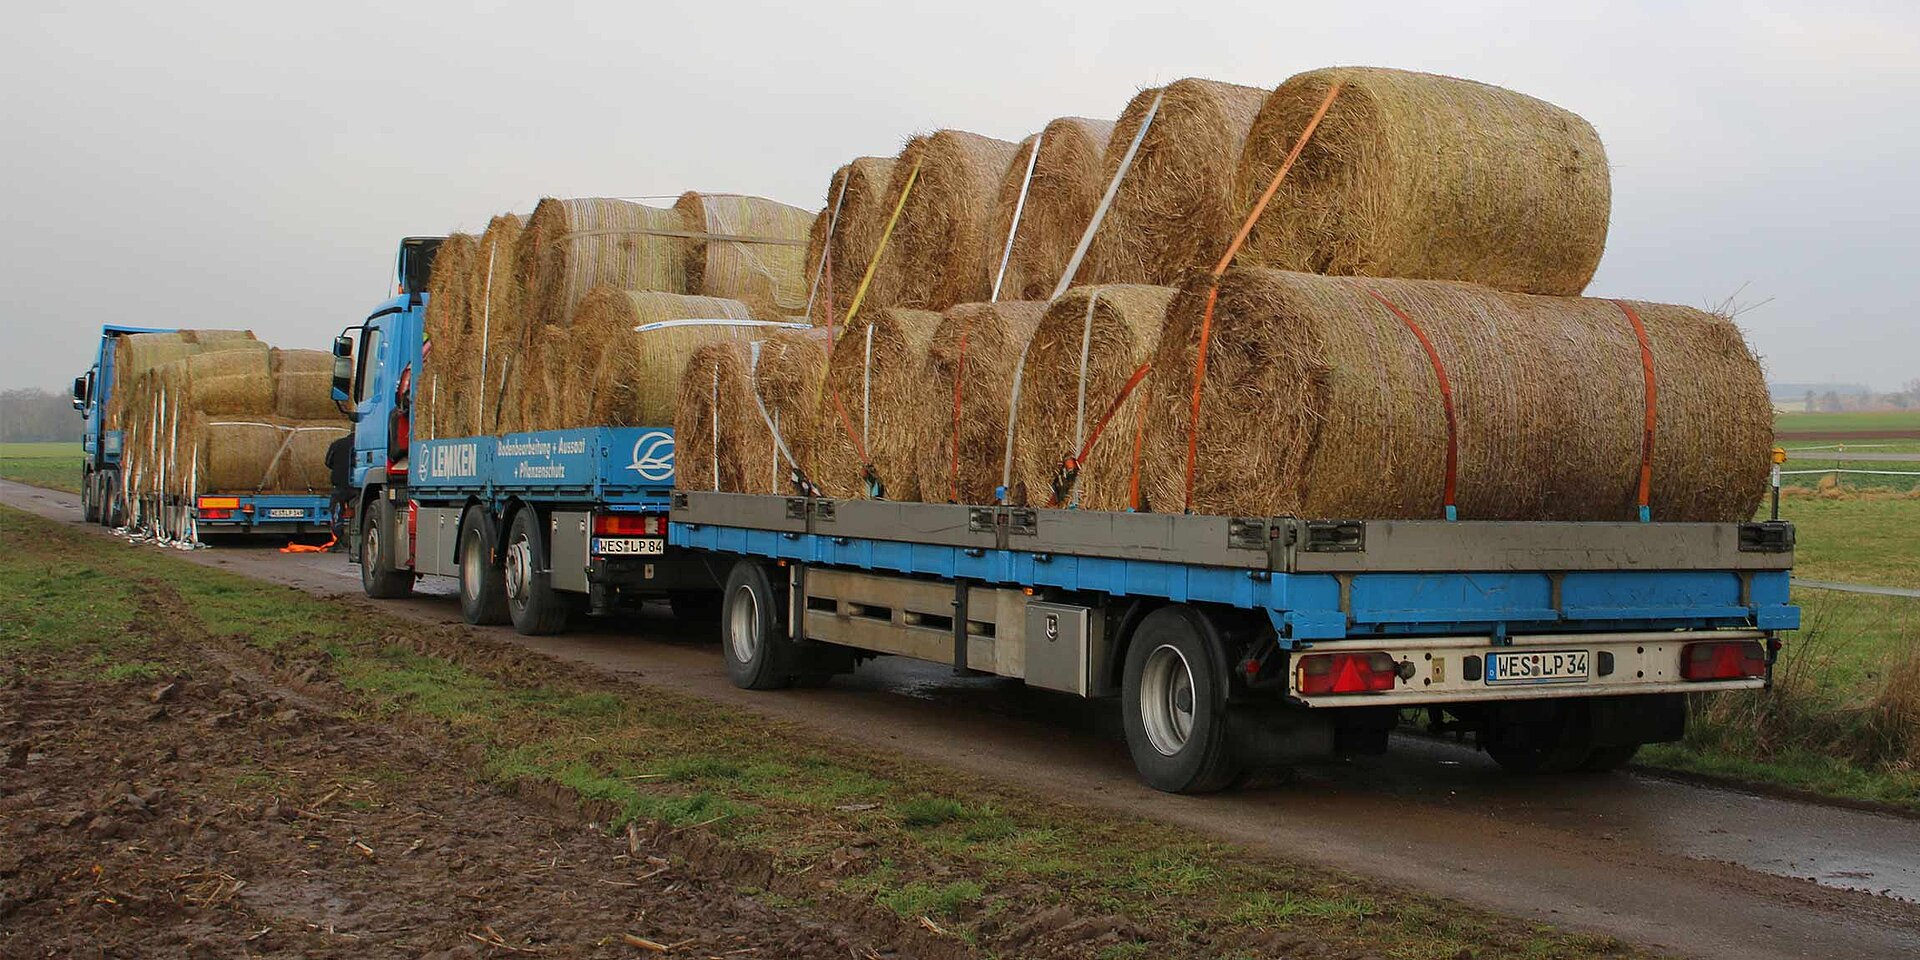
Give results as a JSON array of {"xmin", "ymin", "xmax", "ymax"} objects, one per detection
[{"xmin": 8, "ymin": 480, "xmax": 1920, "ymax": 960}]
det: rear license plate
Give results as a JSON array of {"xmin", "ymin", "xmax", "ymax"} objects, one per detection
[
  {"xmin": 266, "ymin": 508, "xmax": 305, "ymax": 519},
  {"xmin": 1486, "ymin": 649, "xmax": 1589, "ymax": 685},
  {"xmin": 593, "ymin": 537, "xmax": 663, "ymax": 556}
]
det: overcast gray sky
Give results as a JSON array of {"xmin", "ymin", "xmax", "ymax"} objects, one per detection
[{"xmin": 3, "ymin": 0, "xmax": 1915, "ymax": 393}]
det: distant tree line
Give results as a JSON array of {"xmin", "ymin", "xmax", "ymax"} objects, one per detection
[{"xmin": 1, "ymin": 388, "xmax": 79, "ymax": 442}]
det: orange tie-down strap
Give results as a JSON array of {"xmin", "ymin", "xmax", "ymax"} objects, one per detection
[
  {"xmin": 1049, "ymin": 360, "xmax": 1154, "ymax": 507},
  {"xmin": 1362, "ymin": 286, "xmax": 1460, "ymax": 520},
  {"xmin": 282, "ymin": 537, "xmax": 334, "ymax": 554},
  {"xmin": 1615, "ymin": 299, "xmax": 1658, "ymax": 521}
]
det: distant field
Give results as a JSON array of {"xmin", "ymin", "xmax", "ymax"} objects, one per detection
[
  {"xmin": 1778, "ymin": 496, "xmax": 1920, "ymax": 589},
  {"xmin": 1774, "ymin": 410, "xmax": 1920, "ymax": 437},
  {"xmin": 0, "ymin": 442, "xmax": 80, "ymax": 494}
]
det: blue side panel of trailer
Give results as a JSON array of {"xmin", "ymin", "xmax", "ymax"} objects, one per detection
[{"xmin": 412, "ymin": 427, "xmax": 676, "ymax": 510}]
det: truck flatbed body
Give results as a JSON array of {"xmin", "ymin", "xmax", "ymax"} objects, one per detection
[
  {"xmin": 670, "ymin": 492, "xmax": 1799, "ymax": 643},
  {"xmin": 192, "ymin": 492, "xmax": 333, "ymax": 532},
  {"xmin": 411, "ymin": 427, "xmax": 677, "ymax": 509}
]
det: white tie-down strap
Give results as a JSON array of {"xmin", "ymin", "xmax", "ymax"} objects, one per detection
[
  {"xmin": 476, "ymin": 238, "xmax": 499, "ymax": 430},
  {"xmin": 1068, "ymin": 290, "xmax": 1104, "ymax": 508},
  {"xmin": 744, "ymin": 340, "xmax": 804, "ymax": 491},
  {"xmin": 861, "ymin": 323, "xmax": 876, "ymax": 454},
  {"xmin": 990, "ymin": 130, "xmax": 1044, "ymax": 303},
  {"xmin": 631, "ymin": 318, "xmax": 811, "ymax": 334},
  {"xmin": 710, "ymin": 364, "xmax": 722, "ymax": 491},
  {"xmin": 1049, "ymin": 89, "xmax": 1165, "ymax": 302},
  {"xmin": 805, "ymin": 173, "xmax": 854, "ymax": 320},
  {"xmin": 998, "ymin": 341, "xmax": 1033, "ymax": 502}
]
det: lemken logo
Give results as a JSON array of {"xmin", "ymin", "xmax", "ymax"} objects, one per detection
[
  {"xmin": 428, "ymin": 442, "xmax": 479, "ymax": 479},
  {"xmin": 627, "ymin": 431, "xmax": 675, "ymax": 482}
]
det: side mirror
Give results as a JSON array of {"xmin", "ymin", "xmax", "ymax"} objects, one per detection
[
  {"xmin": 330, "ymin": 334, "xmax": 354, "ymax": 402},
  {"xmin": 71, "ymin": 375, "xmax": 88, "ymax": 411}
]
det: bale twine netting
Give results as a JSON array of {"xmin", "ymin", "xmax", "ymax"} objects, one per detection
[
  {"xmin": 270, "ymin": 349, "xmax": 341, "ymax": 421},
  {"xmin": 164, "ymin": 344, "xmax": 275, "ymax": 416},
  {"xmin": 675, "ymin": 327, "xmax": 834, "ymax": 495},
  {"xmin": 673, "ymin": 192, "xmax": 817, "ymax": 319},
  {"xmin": 869, "ymin": 131, "xmax": 1019, "ymax": 311},
  {"xmin": 517, "ymin": 198, "xmax": 689, "ymax": 331},
  {"xmin": 471, "ymin": 213, "xmax": 527, "ymax": 435},
  {"xmin": 421, "ymin": 232, "xmax": 479, "ymax": 438},
  {"xmin": 185, "ymin": 416, "xmax": 350, "ymax": 495},
  {"xmin": 1135, "ymin": 268, "xmax": 1772, "ymax": 522},
  {"xmin": 979, "ymin": 117, "xmax": 1114, "ymax": 302},
  {"xmin": 810, "ymin": 307, "xmax": 941, "ymax": 500},
  {"xmin": 1234, "ymin": 66, "xmax": 1611, "ymax": 297},
  {"xmin": 804, "ymin": 157, "xmax": 897, "ymax": 325},
  {"xmin": 1081, "ymin": 78, "xmax": 1267, "ymax": 287},
  {"xmin": 1010, "ymin": 284, "xmax": 1177, "ymax": 509},
  {"xmin": 560, "ymin": 287, "xmax": 799, "ymax": 432},
  {"xmin": 913, "ymin": 300, "xmax": 1045, "ymax": 504}
]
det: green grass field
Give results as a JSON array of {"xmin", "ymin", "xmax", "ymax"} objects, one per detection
[
  {"xmin": 1774, "ymin": 410, "xmax": 1920, "ymax": 435},
  {"xmin": 1779, "ymin": 496, "xmax": 1920, "ymax": 588},
  {"xmin": 0, "ymin": 441, "xmax": 81, "ymax": 493}
]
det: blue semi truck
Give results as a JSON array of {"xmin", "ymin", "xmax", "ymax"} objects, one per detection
[
  {"xmin": 336, "ymin": 238, "xmax": 1801, "ymax": 793},
  {"xmin": 72, "ymin": 325, "xmax": 333, "ymax": 536}
]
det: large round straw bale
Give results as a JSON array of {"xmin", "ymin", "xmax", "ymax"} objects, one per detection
[
  {"xmin": 811, "ymin": 308, "xmax": 941, "ymax": 500},
  {"xmin": 190, "ymin": 415, "xmax": 286, "ymax": 494},
  {"xmin": 803, "ymin": 158, "xmax": 898, "ymax": 325},
  {"xmin": 274, "ymin": 423, "xmax": 351, "ymax": 492},
  {"xmin": 744, "ymin": 327, "xmax": 830, "ymax": 495},
  {"xmin": 673, "ymin": 341, "xmax": 759, "ymax": 493},
  {"xmin": 1081, "ymin": 79, "xmax": 1267, "ymax": 287},
  {"xmin": 422, "ymin": 233, "xmax": 479, "ymax": 438},
  {"xmin": 979, "ymin": 117, "xmax": 1114, "ymax": 302},
  {"xmin": 469, "ymin": 213, "xmax": 527, "ymax": 435},
  {"xmin": 913, "ymin": 301, "xmax": 1045, "ymax": 504},
  {"xmin": 110, "ymin": 331, "xmax": 259, "ymax": 427},
  {"xmin": 1235, "ymin": 67, "xmax": 1611, "ymax": 296},
  {"xmin": 1011, "ymin": 285, "xmax": 1177, "ymax": 509},
  {"xmin": 673, "ymin": 193, "xmax": 817, "ymax": 319},
  {"xmin": 517, "ymin": 198, "xmax": 690, "ymax": 331},
  {"xmin": 870, "ymin": 131, "xmax": 1019, "ymax": 311},
  {"xmin": 175, "ymin": 346, "xmax": 274, "ymax": 416},
  {"xmin": 1136, "ymin": 268, "xmax": 1771, "ymax": 521},
  {"xmin": 567, "ymin": 287, "xmax": 764, "ymax": 428},
  {"xmin": 270, "ymin": 348, "xmax": 343, "ymax": 422},
  {"xmin": 513, "ymin": 326, "xmax": 579, "ymax": 432}
]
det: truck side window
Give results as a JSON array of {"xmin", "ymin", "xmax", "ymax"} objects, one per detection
[{"xmin": 354, "ymin": 327, "xmax": 383, "ymax": 404}]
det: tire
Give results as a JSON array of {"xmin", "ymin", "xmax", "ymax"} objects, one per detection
[
  {"xmin": 719, "ymin": 561, "xmax": 796, "ymax": 690},
  {"xmin": 103, "ymin": 473, "xmax": 123, "ymax": 527},
  {"xmin": 360, "ymin": 495, "xmax": 415, "ymax": 599},
  {"xmin": 1580, "ymin": 743, "xmax": 1641, "ymax": 772},
  {"xmin": 82, "ymin": 472, "xmax": 100, "ymax": 523},
  {"xmin": 1120, "ymin": 605, "xmax": 1241, "ymax": 794},
  {"xmin": 458, "ymin": 507, "xmax": 509, "ymax": 626},
  {"xmin": 668, "ymin": 589, "xmax": 723, "ymax": 625},
  {"xmin": 1485, "ymin": 703, "xmax": 1594, "ymax": 774},
  {"xmin": 503, "ymin": 507, "xmax": 569, "ymax": 636}
]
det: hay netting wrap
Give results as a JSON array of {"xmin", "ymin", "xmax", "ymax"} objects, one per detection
[
  {"xmin": 812, "ymin": 308, "xmax": 942, "ymax": 500},
  {"xmin": 1136, "ymin": 268, "xmax": 1772, "ymax": 521},
  {"xmin": 980, "ymin": 117, "xmax": 1114, "ymax": 301},
  {"xmin": 517, "ymin": 198, "xmax": 689, "ymax": 331},
  {"xmin": 565, "ymin": 287, "xmax": 784, "ymax": 430},
  {"xmin": 108, "ymin": 330, "xmax": 262, "ymax": 428},
  {"xmin": 1011, "ymin": 285, "xmax": 1177, "ymax": 509},
  {"xmin": 1235, "ymin": 67, "xmax": 1610, "ymax": 297},
  {"xmin": 421, "ymin": 232, "xmax": 479, "ymax": 438},
  {"xmin": 187, "ymin": 415, "xmax": 349, "ymax": 494},
  {"xmin": 164, "ymin": 344, "xmax": 275, "ymax": 416},
  {"xmin": 673, "ymin": 193, "xmax": 817, "ymax": 319},
  {"xmin": 1081, "ymin": 79, "xmax": 1267, "ymax": 287},
  {"xmin": 270, "ymin": 348, "xmax": 343, "ymax": 422},
  {"xmin": 913, "ymin": 301, "xmax": 1045, "ymax": 504},
  {"xmin": 804, "ymin": 157, "xmax": 898, "ymax": 325},
  {"xmin": 869, "ymin": 131, "xmax": 1019, "ymax": 311},
  {"xmin": 470, "ymin": 213, "xmax": 527, "ymax": 435}
]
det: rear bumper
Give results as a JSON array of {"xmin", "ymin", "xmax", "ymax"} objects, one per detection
[{"xmin": 1290, "ymin": 629, "xmax": 1769, "ymax": 707}]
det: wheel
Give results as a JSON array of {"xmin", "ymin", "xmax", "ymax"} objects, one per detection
[
  {"xmin": 458, "ymin": 507, "xmax": 509, "ymax": 625},
  {"xmin": 504, "ymin": 507, "xmax": 569, "ymax": 635},
  {"xmin": 720, "ymin": 561, "xmax": 797, "ymax": 690},
  {"xmin": 103, "ymin": 473, "xmax": 123, "ymax": 527},
  {"xmin": 669, "ymin": 589, "xmax": 723, "ymax": 625},
  {"xmin": 1484, "ymin": 704, "xmax": 1593, "ymax": 774},
  {"xmin": 359, "ymin": 496, "xmax": 415, "ymax": 599},
  {"xmin": 1580, "ymin": 743, "xmax": 1641, "ymax": 772},
  {"xmin": 1120, "ymin": 606, "xmax": 1241, "ymax": 794},
  {"xmin": 82, "ymin": 472, "xmax": 101, "ymax": 523}
]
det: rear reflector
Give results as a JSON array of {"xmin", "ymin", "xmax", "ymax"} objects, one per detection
[
  {"xmin": 198, "ymin": 496, "xmax": 239, "ymax": 510},
  {"xmin": 199, "ymin": 508, "xmax": 233, "ymax": 520},
  {"xmin": 593, "ymin": 512, "xmax": 663, "ymax": 536},
  {"xmin": 1681, "ymin": 640, "xmax": 1768, "ymax": 681},
  {"xmin": 1296, "ymin": 651, "xmax": 1398, "ymax": 695}
]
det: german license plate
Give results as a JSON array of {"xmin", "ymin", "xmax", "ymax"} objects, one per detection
[
  {"xmin": 266, "ymin": 508, "xmax": 306, "ymax": 519},
  {"xmin": 593, "ymin": 537, "xmax": 663, "ymax": 556},
  {"xmin": 1486, "ymin": 649, "xmax": 1589, "ymax": 685}
]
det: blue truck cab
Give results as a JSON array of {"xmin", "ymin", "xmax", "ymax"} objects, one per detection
[
  {"xmin": 72, "ymin": 324, "xmax": 171, "ymax": 526},
  {"xmin": 333, "ymin": 238, "xmax": 717, "ymax": 633}
]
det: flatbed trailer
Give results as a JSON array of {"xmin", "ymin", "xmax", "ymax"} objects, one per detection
[{"xmin": 668, "ymin": 491, "xmax": 1799, "ymax": 791}]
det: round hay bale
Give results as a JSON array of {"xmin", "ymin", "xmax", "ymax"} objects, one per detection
[
  {"xmin": 811, "ymin": 307, "xmax": 942, "ymax": 500},
  {"xmin": 1136, "ymin": 268, "xmax": 1772, "ymax": 521},
  {"xmin": 1235, "ymin": 66, "xmax": 1611, "ymax": 297},
  {"xmin": 422, "ymin": 233, "xmax": 479, "ymax": 438},
  {"xmin": 274, "ymin": 422, "xmax": 351, "ymax": 492},
  {"xmin": 869, "ymin": 131, "xmax": 1020, "ymax": 311},
  {"xmin": 913, "ymin": 300, "xmax": 1045, "ymax": 504},
  {"xmin": 1081, "ymin": 79, "xmax": 1267, "ymax": 287},
  {"xmin": 517, "ymin": 198, "xmax": 690, "ymax": 331},
  {"xmin": 469, "ymin": 213, "xmax": 527, "ymax": 435},
  {"xmin": 270, "ymin": 349, "xmax": 344, "ymax": 422},
  {"xmin": 745, "ymin": 327, "xmax": 831, "ymax": 495},
  {"xmin": 1011, "ymin": 285, "xmax": 1177, "ymax": 509},
  {"xmin": 567, "ymin": 287, "xmax": 770, "ymax": 428},
  {"xmin": 803, "ymin": 157, "xmax": 898, "ymax": 325},
  {"xmin": 673, "ymin": 193, "xmax": 818, "ymax": 319},
  {"xmin": 514, "ymin": 326, "xmax": 579, "ymax": 432},
  {"xmin": 979, "ymin": 117, "xmax": 1114, "ymax": 302},
  {"xmin": 173, "ymin": 346, "xmax": 274, "ymax": 416},
  {"xmin": 673, "ymin": 341, "xmax": 759, "ymax": 493},
  {"xmin": 108, "ymin": 331, "xmax": 260, "ymax": 428}
]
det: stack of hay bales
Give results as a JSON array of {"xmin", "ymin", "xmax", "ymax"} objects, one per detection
[{"xmin": 110, "ymin": 331, "xmax": 349, "ymax": 531}]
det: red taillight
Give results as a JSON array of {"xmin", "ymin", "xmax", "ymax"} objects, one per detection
[
  {"xmin": 199, "ymin": 508, "xmax": 233, "ymax": 520},
  {"xmin": 1681, "ymin": 640, "xmax": 1768, "ymax": 681},
  {"xmin": 1296, "ymin": 651, "xmax": 1399, "ymax": 695},
  {"xmin": 593, "ymin": 512, "xmax": 662, "ymax": 536}
]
